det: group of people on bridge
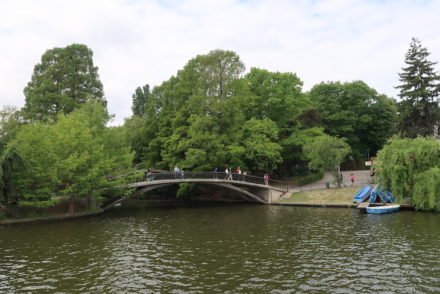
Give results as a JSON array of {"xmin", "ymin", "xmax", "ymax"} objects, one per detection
[
  {"xmin": 145, "ymin": 166, "xmax": 271, "ymax": 186},
  {"xmin": 222, "ymin": 166, "xmax": 247, "ymax": 181}
]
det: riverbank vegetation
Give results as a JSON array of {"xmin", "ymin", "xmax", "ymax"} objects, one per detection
[
  {"xmin": 377, "ymin": 137, "xmax": 440, "ymax": 211},
  {"xmin": 1, "ymin": 37, "xmax": 440, "ymax": 216}
]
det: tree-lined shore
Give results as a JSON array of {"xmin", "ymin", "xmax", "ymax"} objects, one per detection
[{"xmin": 1, "ymin": 38, "xmax": 440, "ymax": 218}]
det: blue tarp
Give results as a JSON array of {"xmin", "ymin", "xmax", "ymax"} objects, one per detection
[
  {"xmin": 369, "ymin": 184, "xmax": 395, "ymax": 204},
  {"xmin": 353, "ymin": 185, "xmax": 372, "ymax": 203},
  {"xmin": 353, "ymin": 184, "xmax": 395, "ymax": 204}
]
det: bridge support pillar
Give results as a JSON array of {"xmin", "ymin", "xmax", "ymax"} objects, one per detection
[{"xmin": 249, "ymin": 187, "xmax": 286, "ymax": 203}]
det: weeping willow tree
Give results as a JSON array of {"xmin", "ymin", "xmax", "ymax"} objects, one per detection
[{"xmin": 377, "ymin": 137, "xmax": 440, "ymax": 211}]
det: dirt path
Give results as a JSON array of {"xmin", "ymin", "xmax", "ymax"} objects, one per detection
[{"xmin": 289, "ymin": 170, "xmax": 371, "ymax": 192}]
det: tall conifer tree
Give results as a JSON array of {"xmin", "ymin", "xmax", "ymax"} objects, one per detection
[{"xmin": 396, "ymin": 38, "xmax": 440, "ymax": 138}]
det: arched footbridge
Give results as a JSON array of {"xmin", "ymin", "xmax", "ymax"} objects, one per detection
[{"xmin": 106, "ymin": 172, "xmax": 289, "ymax": 209}]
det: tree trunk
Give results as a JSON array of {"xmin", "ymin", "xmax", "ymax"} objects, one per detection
[{"xmin": 69, "ymin": 199, "xmax": 75, "ymax": 214}]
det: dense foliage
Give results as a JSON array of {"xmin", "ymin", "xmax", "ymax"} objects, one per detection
[
  {"xmin": 2, "ymin": 102, "xmax": 133, "ymax": 207},
  {"xmin": 396, "ymin": 38, "xmax": 440, "ymax": 138},
  {"xmin": 132, "ymin": 84, "xmax": 150, "ymax": 117},
  {"xmin": 22, "ymin": 44, "xmax": 106, "ymax": 123},
  {"xmin": 377, "ymin": 137, "xmax": 440, "ymax": 211},
  {"xmin": 309, "ymin": 81, "xmax": 397, "ymax": 163},
  {"xmin": 128, "ymin": 50, "xmax": 396, "ymax": 176},
  {"xmin": 1, "ymin": 44, "xmax": 402, "ymax": 210},
  {"xmin": 303, "ymin": 134, "xmax": 351, "ymax": 184}
]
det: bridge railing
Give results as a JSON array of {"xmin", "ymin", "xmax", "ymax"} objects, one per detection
[{"xmin": 144, "ymin": 172, "xmax": 288, "ymax": 191}]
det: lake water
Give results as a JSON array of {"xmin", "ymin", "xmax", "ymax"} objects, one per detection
[{"xmin": 0, "ymin": 204, "xmax": 439, "ymax": 293}]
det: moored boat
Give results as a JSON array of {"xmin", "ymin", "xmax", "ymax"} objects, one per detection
[{"xmin": 366, "ymin": 204, "xmax": 400, "ymax": 214}]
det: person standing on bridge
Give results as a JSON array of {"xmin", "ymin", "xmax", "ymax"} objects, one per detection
[
  {"xmin": 146, "ymin": 169, "xmax": 153, "ymax": 182},
  {"xmin": 224, "ymin": 167, "xmax": 229, "ymax": 180},
  {"xmin": 236, "ymin": 166, "xmax": 242, "ymax": 181},
  {"xmin": 228, "ymin": 168, "xmax": 233, "ymax": 180},
  {"xmin": 174, "ymin": 165, "xmax": 180, "ymax": 179}
]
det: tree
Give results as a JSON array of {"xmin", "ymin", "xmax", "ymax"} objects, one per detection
[
  {"xmin": 22, "ymin": 44, "xmax": 106, "ymax": 122},
  {"xmin": 303, "ymin": 134, "xmax": 351, "ymax": 186},
  {"xmin": 131, "ymin": 84, "xmax": 150, "ymax": 117},
  {"xmin": 7, "ymin": 102, "xmax": 133, "ymax": 208},
  {"xmin": 0, "ymin": 106, "xmax": 22, "ymax": 204},
  {"xmin": 309, "ymin": 81, "xmax": 397, "ymax": 163},
  {"xmin": 377, "ymin": 137, "xmax": 440, "ymax": 211},
  {"xmin": 243, "ymin": 68, "xmax": 304, "ymax": 128},
  {"xmin": 241, "ymin": 118, "xmax": 283, "ymax": 172},
  {"xmin": 396, "ymin": 38, "xmax": 440, "ymax": 138},
  {"xmin": 131, "ymin": 50, "xmax": 246, "ymax": 171}
]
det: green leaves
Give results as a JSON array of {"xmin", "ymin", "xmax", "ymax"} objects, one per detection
[
  {"xmin": 22, "ymin": 44, "xmax": 106, "ymax": 123},
  {"xmin": 242, "ymin": 118, "xmax": 282, "ymax": 171},
  {"xmin": 377, "ymin": 137, "xmax": 440, "ymax": 210},
  {"xmin": 131, "ymin": 84, "xmax": 150, "ymax": 117},
  {"xmin": 6, "ymin": 102, "xmax": 133, "ymax": 207},
  {"xmin": 309, "ymin": 81, "xmax": 397, "ymax": 161},
  {"xmin": 303, "ymin": 134, "xmax": 351, "ymax": 182}
]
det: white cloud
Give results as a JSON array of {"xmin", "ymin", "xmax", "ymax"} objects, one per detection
[{"xmin": 1, "ymin": 0, "xmax": 440, "ymax": 124}]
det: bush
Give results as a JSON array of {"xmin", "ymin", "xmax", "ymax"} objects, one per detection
[{"xmin": 298, "ymin": 171, "xmax": 324, "ymax": 186}]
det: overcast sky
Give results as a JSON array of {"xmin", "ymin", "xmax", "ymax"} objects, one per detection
[{"xmin": 1, "ymin": 0, "xmax": 440, "ymax": 125}]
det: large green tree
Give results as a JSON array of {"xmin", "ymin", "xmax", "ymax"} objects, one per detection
[
  {"xmin": 7, "ymin": 102, "xmax": 132, "ymax": 208},
  {"xmin": 130, "ymin": 50, "xmax": 247, "ymax": 171},
  {"xmin": 396, "ymin": 38, "xmax": 440, "ymax": 138},
  {"xmin": 242, "ymin": 68, "xmax": 316, "ymax": 175},
  {"xmin": 22, "ymin": 44, "xmax": 106, "ymax": 122},
  {"xmin": 243, "ymin": 68, "xmax": 304, "ymax": 128},
  {"xmin": 309, "ymin": 81, "xmax": 397, "ymax": 163},
  {"xmin": 303, "ymin": 134, "xmax": 351, "ymax": 186}
]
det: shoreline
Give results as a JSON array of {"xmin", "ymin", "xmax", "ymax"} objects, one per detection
[
  {"xmin": 0, "ymin": 200, "xmax": 416, "ymax": 226},
  {"xmin": 0, "ymin": 209, "xmax": 104, "ymax": 226}
]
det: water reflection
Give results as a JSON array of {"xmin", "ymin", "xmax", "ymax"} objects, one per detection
[{"xmin": 0, "ymin": 205, "xmax": 439, "ymax": 293}]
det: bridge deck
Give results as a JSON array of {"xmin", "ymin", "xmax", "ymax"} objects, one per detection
[{"xmin": 128, "ymin": 172, "xmax": 288, "ymax": 191}]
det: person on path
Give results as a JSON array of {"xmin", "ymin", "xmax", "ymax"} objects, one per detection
[
  {"xmin": 350, "ymin": 173, "xmax": 355, "ymax": 186},
  {"xmin": 339, "ymin": 173, "xmax": 346, "ymax": 188},
  {"xmin": 224, "ymin": 167, "xmax": 229, "ymax": 180}
]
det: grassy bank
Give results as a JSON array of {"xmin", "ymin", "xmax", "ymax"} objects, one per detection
[{"xmin": 279, "ymin": 187, "xmax": 359, "ymax": 204}]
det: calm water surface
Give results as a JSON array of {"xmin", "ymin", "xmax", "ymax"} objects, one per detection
[{"xmin": 0, "ymin": 205, "xmax": 439, "ymax": 293}]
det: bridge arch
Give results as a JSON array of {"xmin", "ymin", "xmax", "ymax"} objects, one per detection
[
  {"xmin": 134, "ymin": 182, "xmax": 267, "ymax": 204},
  {"xmin": 104, "ymin": 172, "xmax": 288, "ymax": 210}
]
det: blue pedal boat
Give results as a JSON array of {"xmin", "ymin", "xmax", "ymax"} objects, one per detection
[{"xmin": 366, "ymin": 204, "xmax": 400, "ymax": 214}]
